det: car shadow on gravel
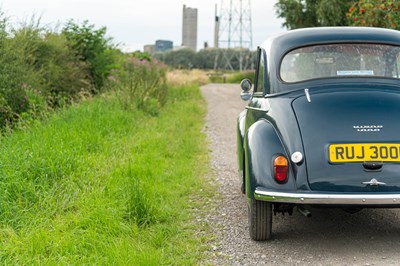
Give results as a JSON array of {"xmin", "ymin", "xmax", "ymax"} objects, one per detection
[{"xmin": 269, "ymin": 208, "xmax": 400, "ymax": 255}]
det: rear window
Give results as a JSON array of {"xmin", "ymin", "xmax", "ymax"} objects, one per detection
[{"xmin": 280, "ymin": 43, "xmax": 400, "ymax": 83}]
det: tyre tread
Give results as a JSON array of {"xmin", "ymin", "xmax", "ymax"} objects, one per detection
[{"xmin": 249, "ymin": 199, "xmax": 272, "ymax": 241}]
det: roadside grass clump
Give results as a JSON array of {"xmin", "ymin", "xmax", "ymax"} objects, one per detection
[
  {"xmin": 0, "ymin": 83, "xmax": 212, "ymax": 264},
  {"xmin": 166, "ymin": 69, "xmax": 210, "ymax": 87},
  {"xmin": 226, "ymin": 70, "xmax": 256, "ymax": 84},
  {"xmin": 203, "ymin": 70, "xmax": 256, "ymax": 84},
  {"xmin": 107, "ymin": 55, "xmax": 168, "ymax": 115}
]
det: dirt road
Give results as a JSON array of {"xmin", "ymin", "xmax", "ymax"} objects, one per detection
[{"xmin": 201, "ymin": 83, "xmax": 400, "ymax": 266}]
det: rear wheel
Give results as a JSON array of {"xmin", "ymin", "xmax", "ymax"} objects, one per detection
[{"xmin": 248, "ymin": 198, "xmax": 272, "ymax": 241}]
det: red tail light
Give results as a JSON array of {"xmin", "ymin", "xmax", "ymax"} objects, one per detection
[{"xmin": 273, "ymin": 155, "xmax": 288, "ymax": 183}]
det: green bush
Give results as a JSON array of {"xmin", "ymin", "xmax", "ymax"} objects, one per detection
[
  {"xmin": 0, "ymin": 14, "xmax": 123, "ymax": 130},
  {"xmin": 0, "ymin": 14, "xmax": 167, "ymax": 130},
  {"xmin": 0, "ymin": 20, "xmax": 44, "ymax": 127},
  {"xmin": 62, "ymin": 20, "xmax": 118, "ymax": 91},
  {"xmin": 12, "ymin": 25, "xmax": 93, "ymax": 108}
]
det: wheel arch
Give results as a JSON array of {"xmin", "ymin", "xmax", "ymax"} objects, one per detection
[
  {"xmin": 237, "ymin": 110, "xmax": 247, "ymax": 193},
  {"xmin": 244, "ymin": 119, "xmax": 297, "ymax": 199}
]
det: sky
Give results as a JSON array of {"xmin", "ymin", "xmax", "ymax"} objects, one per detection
[{"xmin": 0, "ymin": 0, "xmax": 286, "ymax": 52}]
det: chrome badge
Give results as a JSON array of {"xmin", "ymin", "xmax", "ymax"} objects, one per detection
[
  {"xmin": 362, "ymin": 178, "xmax": 386, "ymax": 186},
  {"xmin": 353, "ymin": 125, "xmax": 383, "ymax": 132}
]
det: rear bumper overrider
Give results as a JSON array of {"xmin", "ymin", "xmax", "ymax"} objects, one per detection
[{"xmin": 255, "ymin": 187, "xmax": 400, "ymax": 205}]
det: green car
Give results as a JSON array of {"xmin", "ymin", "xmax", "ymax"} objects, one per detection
[{"xmin": 237, "ymin": 27, "xmax": 400, "ymax": 241}]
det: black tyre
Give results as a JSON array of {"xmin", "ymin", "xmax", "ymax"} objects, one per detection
[{"xmin": 248, "ymin": 198, "xmax": 272, "ymax": 241}]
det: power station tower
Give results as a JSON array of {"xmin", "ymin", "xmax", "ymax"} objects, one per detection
[
  {"xmin": 182, "ymin": 5, "xmax": 198, "ymax": 51},
  {"xmin": 215, "ymin": 0, "xmax": 253, "ymax": 70}
]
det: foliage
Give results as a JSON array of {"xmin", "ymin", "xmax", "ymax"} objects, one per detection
[
  {"xmin": 275, "ymin": 0, "xmax": 354, "ymax": 29},
  {"xmin": 12, "ymin": 25, "xmax": 93, "ymax": 108},
  {"xmin": 316, "ymin": 0, "xmax": 354, "ymax": 26},
  {"xmin": 275, "ymin": 0, "xmax": 319, "ymax": 29},
  {"xmin": 129, "ymin": 50, "xmax": 152, "ymax": 61},
  {"xmin": 163, "ymin": 48, "xmax": 197, "ymax": 69},
  {"xmin": 0, "ymin": 84, "xmax": 212, "ymax": 264},
  {"xmin": 107, "ymin": 52, "xmax": 168, "ymax": 115},
  {"xmin": 0, "ymin": 19, "xmax": 60, "ymax": 128},
  {"xmin": 0, "ymin": 13, "xmax": 172, "ymax": 130},
  {"xmin": 226, "ymin": 70, "xmax": 256, "ymax": 84},
  {"xmin": 0, "ymin": 20, "xmax": 41, "ymax": 128},
  {"xmin": 347, "ymin": 0, "xmax": 400, "ymax": 29},
  {"xmin": 62, "ymin": 20, "xmax": 117, "ymax": 91},
  {"xmin": 0, "ymin": 17, "xmax": 90, "ymax": 128},
  {"xmin": 154, "ymin": 48, "xmax": 256, "ymax": 71}
]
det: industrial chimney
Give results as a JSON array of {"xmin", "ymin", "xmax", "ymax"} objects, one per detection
[{"xmin": 214, "ymin": 4, "xmax": 220, "ymax": 48}]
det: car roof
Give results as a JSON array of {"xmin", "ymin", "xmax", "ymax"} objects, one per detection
[
  {"xmin": 262, "ymin": 27, "xmax": 400, "ymax": 94},
  {"xmin": 262, "ymin": 27, "xmax": 400, "ymax": 54}
]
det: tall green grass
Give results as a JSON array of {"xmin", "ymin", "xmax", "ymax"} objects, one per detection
[
  {"xmin": 0, "ymin": 84, "xmax": 211, "ymax": 264},
  {"xmin": 108, "ymin": 56, "xmax": 168, "ymax": 116}
]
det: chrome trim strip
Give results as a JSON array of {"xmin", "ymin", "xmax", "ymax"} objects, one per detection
[
  {"xmin": 254, "ymin": 188, "xmax": 400, "ymax": 205},
  {"xmin": 304, "ymin": 88, "xmax": 311, "ymax": 102},
  {"xmin": 245, "ymin": 106, "xmax": 269, "ymax": 112}
]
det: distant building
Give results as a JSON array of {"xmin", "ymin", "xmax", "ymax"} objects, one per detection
[
  {"xmin": 182, "ymin": 5, "xmax": 198, "ymax": 51},
  {"xmin": 154, "ymin": 40, "xmax": 173, "ymax": 52}
]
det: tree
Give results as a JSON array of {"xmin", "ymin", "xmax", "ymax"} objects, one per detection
[
  {"xmin": 317, "ymin": 0, "xmax": 354, "ymax": 26},
  {"xmin": 347, "ymin": 0, "xmax": 400, "ymax": 29},
  {"xmin": 153, "ymin": 48, "xmax": 256, "ymax": 71},
  {"xmin": 157, "ymin": 48, "xmax": 197, "ymax": 69},
  {"xmin": 275, "ymin": 0, "xmax": 318, "ymax": 29},
  {"xmin": 62, "ymin": 20, "xmax": 117, "ymax": 91},
  {"xmin": 275, "ymin": 0, "xmax": 354, "ymax": 29}
]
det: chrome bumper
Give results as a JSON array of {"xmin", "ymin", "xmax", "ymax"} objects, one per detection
[{"xmin": 254, "ymin": 188, "xmax": 400, "ymax": 205}]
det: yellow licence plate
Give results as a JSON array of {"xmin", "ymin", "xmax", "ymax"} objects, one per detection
[{"xmin": 329, "ymin": 143, "xmax": 400, "ymax": 163}]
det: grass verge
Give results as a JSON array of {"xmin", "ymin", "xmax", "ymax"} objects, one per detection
[{"xmin": 0, "ymin": 84, "xmax": 213, "ymax": 265}]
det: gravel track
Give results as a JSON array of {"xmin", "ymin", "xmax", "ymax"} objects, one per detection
[{"xmin": 200, "ymin": 83, "xmax": 400, "ymax": 266}]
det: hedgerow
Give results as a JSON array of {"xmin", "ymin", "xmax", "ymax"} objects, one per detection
[{"xmin": 0, "ymin": 14, "xmax": 168, "ymax": 129}]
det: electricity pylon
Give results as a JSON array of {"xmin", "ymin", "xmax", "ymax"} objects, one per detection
[{"xmin": 215, "ymin": 0, "xmax": 253, "ymax": 71}]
